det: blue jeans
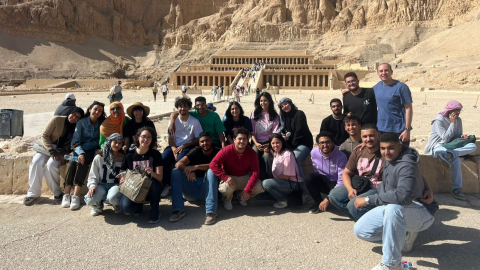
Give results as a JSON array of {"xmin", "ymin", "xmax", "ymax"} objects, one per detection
[
  {"xmin": 84, "ymin": 183, "xmax": 121, "ymax": 210},
  {"xmin": 354, "ymin": 202, "xmax": 434, "ymax": 266},
  {"xmin": 120, "ymin": 179, "xmax": 163, "ymax": 219},
  {"xmin": 292, "ymin": 145, "xmax": 310, "ymax": 179},
  {"xmin": 261, "ymin": 178, "xmax": 298, "ymax": 202},
  {"xmin": 329, "ymin": 185, "xmax": 378, "ymax": 221},
  {"xmin": 432, "ymin": 143, "xmax": 477, "ymax": 190},
  {"xmin": 171, "ymin": 168, "xmax": 219, "ymax": 214},
  {"xmin": 162, "ymin": 146, "xmax": 191, "ymax": 186}
]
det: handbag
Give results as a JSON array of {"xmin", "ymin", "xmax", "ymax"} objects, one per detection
[
  {"xmin": 32, "ymin": 139, "xmax": 53, "ymax": 157},
  {"xmin": 119, "ymin": 158, "xmax": 153, "ymax": 203},
  {"xmin": 287, "ymin": 153, "xmax": 303, "ymax": 207},
  {"xmin": 351, "ymin": 156, "xmax": 380, "ymax": 194},
  {"xmin": 442, "ymin": 135, "xmax": 476, "ymax": 149}
]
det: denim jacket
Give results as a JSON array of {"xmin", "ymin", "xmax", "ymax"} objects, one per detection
[{"xmin": 71, "ymin": 117, "xmax": 102, "ymax": 155}]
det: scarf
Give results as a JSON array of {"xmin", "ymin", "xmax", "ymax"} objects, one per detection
[
  {"xmin": 439, "ymin": 100, "xmax": 463, "ymax": 117},
  {"xmin": 100, "ymin": 102, "xmax": 126, "ymax": 138},
  {"xmin": 102, "ymin": 133, "xmax": 124, "ymax": 172}
]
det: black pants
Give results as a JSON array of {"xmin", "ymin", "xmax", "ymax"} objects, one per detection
[
  {"xmin": 65, "ymin": 149, "xmax": 96, "ymax": 187},
  {"xmin": 304, "ymin": 173, "xmax": 337, "ymax": 207},
  {"xmin": 153, "ymin": 92, "xmax": 157, "ymax": 100}
]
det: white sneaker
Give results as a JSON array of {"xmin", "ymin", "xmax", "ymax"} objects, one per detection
[
  {"xmin": 273, "ymin": 201, "xmax": 288, "ymax": 209},
  {"xmin": 113, "ymin": 205, "xmax": 121, "ymax": 214},
  {"xmin": 160, "ymin": 185, "xmax": 171, "ymax": 198},
  {"xmin": 70, "ymin": 195, "xmax": 80, "ymax": 210},
  {"xmin": 61, "ymin": 194, "xmax": 71, "ymax": 208},
  {"xmin": 402, "ymin": 231, "xmax": 419, "ymax": 252},
  {"xmin": 90, "ymin": 207, "xmax": 102, "ymax": 216},
  {"xmin": 371, "ymin": 263, "xmax": 402, "ymax": 270},
  {"xmin": 223, "ymin": 199, "xmax": 233, "ymax": 210}
]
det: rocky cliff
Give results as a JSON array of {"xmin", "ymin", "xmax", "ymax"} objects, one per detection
[{"xmin": 0, "ymin": 0, "xmax": 478, "ymax": 48}]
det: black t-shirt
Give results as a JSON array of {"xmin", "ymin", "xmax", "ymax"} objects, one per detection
[
  {"xmin": 121, "ymin": 149, "xmax": 163, "ymax": 173},
  {"xmin": 343, "ymin": 87, "xmax": 377, "ymax": 125},
  {"xmin": 186, "ymin": 147, "xmax": 220, "ymax": 177},
  {"xmin": 320, "ymin": 115, "xmax": 349, "ymax": 146},
  {"xmin": 123, "ymin": 120, "xmax": 156, "ymax": 142}
]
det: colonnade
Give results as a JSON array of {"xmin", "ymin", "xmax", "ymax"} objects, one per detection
[
  {"xmin": 176, "ymin": 75, "xmax": 235, "ymax": 87},
  {"xmin": 212, "ymin": 57, "xmax": 311, "ymax": 65},
  {"xmin": 262, "ymin": 74, "xmax": 329, "ymax": 88}
]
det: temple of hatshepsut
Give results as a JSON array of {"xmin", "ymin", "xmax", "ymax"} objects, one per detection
[{"xmin": 171, "ymin": 50, "xmax": 368, "ymax": 94}]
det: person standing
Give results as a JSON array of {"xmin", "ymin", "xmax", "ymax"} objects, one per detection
[
  {"xmin": 342, "ymin": 72, "xmax": 377, "ymax": 125},
  {"xmin": 152, "ymin": 83, "xmax": 158, "ymax": 102},
  {"xmin": 212, "ymin": 85, "xmax": 218, "ymax": 101},
  {"xmin": 162, "ymin": 83, "xmax": 169, "ymax": 102},
  {"xmin": 374, "ymin": 63, "xmax": 413, "ymax": 145},
  {"xmin": 109, "ymin": 81, "xmax": 123, "ymax": 103},
  {"xmin": 54, "ymin": 93, "xmax": 77, "ymax": 116},
  {"xmin": 320, "ymin": 98, "xmax": 349, "ymax": 146},
  {"xmin": 181, "ymin": 83, "xmax": 188, "ymax": 97}
]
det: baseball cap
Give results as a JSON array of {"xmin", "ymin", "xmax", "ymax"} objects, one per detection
[{"xmin": 65, "ymin": 93, "xmax": 76, "ymax": 100}]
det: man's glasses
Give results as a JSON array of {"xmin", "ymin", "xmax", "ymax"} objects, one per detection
[{"xmin": 318, "ymin": 141, "xmax": 332, "ymax": 145}]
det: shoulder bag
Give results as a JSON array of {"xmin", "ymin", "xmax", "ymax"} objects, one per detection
[
  {"xmin": 351, "ymin": 156, "xmax": 380, "ymax": 194},
  {"xmin": 119, "ymin": 157, "xmax": 153, "ymax": 203}
]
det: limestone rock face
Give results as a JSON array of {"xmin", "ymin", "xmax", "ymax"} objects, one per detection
[{"xmin": 0, "ymin": 0, "xmax": 478, "ymax": 47}]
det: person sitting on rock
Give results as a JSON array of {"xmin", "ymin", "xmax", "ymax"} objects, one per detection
[
  {"xmin": 354, "ymin": 132, "xmax": 437, "ymax": 270},
  {"xmin": 169, "ymin": 132, "xmax": 221, "ymax": 225},
  {"xmin": 210, "ymin": 128, "xmax": 264, "ymax": 211},
  {"xmin": 304, "ymin": 131, "xmax": 348, "ymax": 214},
  {"xmin": 123, "ymin": 102, "xmax": 155, "ymax": 152},
  {"xmin": 339, "ymin": 114, "xmax": 362, "ymax": 159},
  {"xmin": 424, "ymin": 100, "xmax": 477, "ymax": 200}
]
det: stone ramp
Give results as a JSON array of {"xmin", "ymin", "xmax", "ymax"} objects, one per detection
[{"xmin": 42, "ymin": 80, "xmax": 79, "ymax": 89}]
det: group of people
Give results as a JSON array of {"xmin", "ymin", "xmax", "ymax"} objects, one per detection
[{"xmin": 23, "ymin": 63, "xmax": 476, "ymax": 270}]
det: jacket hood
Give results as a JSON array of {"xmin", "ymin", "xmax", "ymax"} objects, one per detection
[
  {"xmin": 63, "ymin": 99, "xmax": 76, "ymax": 106},
  {"xmin": 321, "ymin": 146, "xmax": 341, "ymax": 160},
  {"xmin": 390, "ymin": 145, "xmax": 420, "ymax": 165}
]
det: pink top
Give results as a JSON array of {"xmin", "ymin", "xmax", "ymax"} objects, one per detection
[
  {"xmin": 250, "ymin": 111, "xmax": 280, "ymax": 143},
  {"xmin": 272, "ymin": 150, "xmax": 303, "ymax": 182}
]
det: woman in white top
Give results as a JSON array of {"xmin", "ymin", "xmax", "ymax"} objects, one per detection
[{"xmin": 85, "ymin": 133, "xmax": 125, "ymax": 216}]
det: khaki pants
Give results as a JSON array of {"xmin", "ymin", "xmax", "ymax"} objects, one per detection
[{"xmin": 218, "ymin": 174, "xmax": 264, "ymax": 201}]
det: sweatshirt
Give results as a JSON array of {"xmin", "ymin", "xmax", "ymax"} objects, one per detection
[
  {"xmin": 283, "ymin": 109, "xmax": 313, "ymax": 150},
  {"xmin": 87, "ymin": 155, "xmax": 122, "ymax": 189},
  {"xmin": 209, "ymin": 144, "xmax": 260, "ymax": 194},
  {"xmin": 54, "ymin": 99, "xmax": 77, "ymax": 117},
  {"xmin": 310, "ymin": 146, "xmax": 348, "ymax": 188},
  {"xmin": 339, "ymin": 137, "xmax": 361, "ymax": 159},
  {"xmin": 367, "ymin": 146, "xmax": 425, "ymax": 206},
  {"xmin": 424, "ymin": 114, "xmax": 463, "ymax": 155}
]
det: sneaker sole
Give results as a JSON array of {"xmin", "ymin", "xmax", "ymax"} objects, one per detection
[{"xmin": 23, "ymin": 198, "xmax": 37, "ymax": 205}]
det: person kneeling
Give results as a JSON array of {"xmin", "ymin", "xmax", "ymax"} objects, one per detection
[
  {"xmin": 169, "ymin": 132, "xmax": 221, "ymax": 225},
  {"xmin": 85, "ymin": 133, "xmax": 125, "ymax": 216},
  {"xmin": 354, "ymin": 133, "xmax": 437, "ymax": 270}
]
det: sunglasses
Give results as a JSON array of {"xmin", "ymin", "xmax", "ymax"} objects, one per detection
[{"xmin": 111, "ymin": 107, "xmax": 122, "ymax": 111}]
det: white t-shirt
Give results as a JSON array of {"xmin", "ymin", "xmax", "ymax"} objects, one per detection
[
  {"xmin": 162, "ymin": 85, "xmax": 168, "ymax": 93},
  {"xmin": 168, "ymin": 115, "xmax": 203, "ymax": 146}
]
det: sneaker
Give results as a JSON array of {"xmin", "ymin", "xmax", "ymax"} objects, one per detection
[
  {"xmin": 402, "ymin": 231, "xmax": 419, "ymax": 252},
  {"xmin": 438, "ymin": 153, "xmax": 452, "ymax": 168},
  {"xmin": 223, "ymin": 199, "xmax": 233, "ymax": 211},
  {"xmin": 273, "ymin": 201, "xmax": 288, "ymax": 209},
  {"xmin": 113, "ymin": 205, "xmax": 121, "ymax": 214},
  {"xmin": 160, "ymin": 185, "xmax": 171, "ymax": 198},
  {"xmin": 309, "ymin": 204, "xmax": 320, "ymax": 214},
  {"xmin": 70, "ymin": 195, "xmax": 80, "ymax": 210},
  {"xmin": 61, "ymin": 194, "xmax": 71, "ymax": 208},
  {"xmin": 23, "ymin": 196, "xmax": 37, "ymax": 205},
  {"xmin": 205, "ymin": 213, "xmax": 217, "ymax": 225},
  {"xmin": 104, "ymin": 199, "xmax": 112, "ymax": 206},
  {"xmin": 53, "ymin": 193, "xmax": 63, "ymax": 201},
  {"xmin": 452, "ymin": 188, "xmax": 466, "ymax": 200},
  {"xmin": 371, "ymin": 263, "xmax": 402, "ymax": 270},
  {"xmin": 90, "ymin": 207, "xmax": 102, "ymax": 216},
  {"xmin": 148, "ymin": 213, "xmax": 161, "ymax": 224},
  {"xmin": 169, "ymin": 211, "xmax": 186, "ymax": 222},
  {"xmin": 235, "ymin": 191, "xmax": 248, "ymax": 206}
]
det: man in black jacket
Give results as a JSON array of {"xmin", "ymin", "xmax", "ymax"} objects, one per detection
[
  {"xmin": 320, "ymin": 98, "xmax": 349, "ymax": 146},
  {"xmin": 54, "ymin": 93, "xmax": 77, "ymax": 116}
]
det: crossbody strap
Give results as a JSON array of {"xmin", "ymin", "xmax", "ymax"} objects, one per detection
[{"xmin": 369, "ymin": 156, "xmax": 380, "ymax": 179}]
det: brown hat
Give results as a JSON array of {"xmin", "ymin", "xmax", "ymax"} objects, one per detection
[{"xmin": 126, "ymin": 102, "xmax": 150, "ymax": 118}]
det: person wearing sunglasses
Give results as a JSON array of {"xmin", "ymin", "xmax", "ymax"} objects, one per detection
[{"xmin": 99, "ymin": 102, "xmax": 130, "ymax": 148}]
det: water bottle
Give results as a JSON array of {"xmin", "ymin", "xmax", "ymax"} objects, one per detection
[
  {"xmin": 401, "ymin": 261, "xmax": 413, "ymax": 269},
  {"xmin": 64, "ymin": 155, "xmax": 78, "ymax": 162}
]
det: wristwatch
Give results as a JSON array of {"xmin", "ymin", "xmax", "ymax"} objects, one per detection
[
  {"xmin": 405, "ymin": 127, "xmax": 413, "ymax": 131},
  {"xmin": 364, "ymin": 197, "xmax": 370, "ymax": 204}
]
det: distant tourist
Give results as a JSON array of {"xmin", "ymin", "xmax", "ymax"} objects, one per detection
[
  {"xmin": 162, "ymin": 83, "xmax": 169, "ymax": 102},
  {"xmin": 424, "ymin": 101, "xmax": 477, "ymax": 200},
  {"xmin": 256, "ymin": 88, "xmax": 261, "ymax": 99},
  {"xmin": 181, "ymin": 83, "xmax": 187, "ymax": 97},
  {"xmin": 235, "ymin": 87, "xmax": 241, "ymax": 103},
  {"xmin": 152, "ymin": 82, "xmax": 158, "ymax": 102},
  {"xmin": 320, "ymin": 98, "xmax": 349, "ymax": 146},
  {"xmin": 212, "ymin": 85, "xmax": 218, "ymax": 101},
  {"xmin": 342, "ymin": 72, "xmax": 377, "ymax": 125},
  {"xmin": 374, "ymin": 63, "xmax": 413, "ymax": 146},
  {"xmin": 109, "ymin": 81, "xmax": 123, "ymax": 103},
  {"xmin": 54, "ymin": 93, "xmax": 77, "ymax": 117}
]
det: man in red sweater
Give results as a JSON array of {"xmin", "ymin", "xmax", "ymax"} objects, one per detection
[{"xmin": 210, "ymin": 127, "xmax": 264, "ymax": 210}]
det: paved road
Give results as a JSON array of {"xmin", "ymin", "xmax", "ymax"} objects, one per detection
[{"xmin": 1, "ymin": 194, "xmax": 479, "ymax": 269}]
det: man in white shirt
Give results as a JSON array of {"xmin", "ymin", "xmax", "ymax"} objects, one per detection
[
  {"xmin": 181, "ymin": 83, "xmax": 187, "ymax": 97},
  {"xmin": 162, "ymin": 97, "xmax": 203, "ymax": 197},
  {"xmin": 162, "ymin": 83, "xmax": 169, "ymax": 102}
]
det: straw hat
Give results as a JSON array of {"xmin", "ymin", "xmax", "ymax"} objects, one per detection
[{"xmin": 126, "ymin": 102, "xmax": 150, "ymax": 118}]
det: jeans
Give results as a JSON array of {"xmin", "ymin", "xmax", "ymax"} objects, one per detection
[
  {"xmin": 292, "ymin": 145, "xmax": 310, "ymax": 179},
  {"xmin": 27, "ymin": 152, "xmax": 62, "ymax": 197},
  {"xmin": 261, "ymin": 178, "xmax": 298, "ymax": 202},
  {"xmin": 162, "ymin": 146, "xmax": 191, "ymax": 186},
  {"xmin": 329, "ymin": 185, "xmax": 378, "ymax": 221},
  {"xmin": 354, "ymin": 202, "xmax": 434, "ymax": 266},
  {"xmin": 120, "ymin": 179, "xmax": 163, "ymax": 219},
  {"xmin": 84, "ymin": 184, "xmax": 121, "ymax": 210},
  {"xmin": 304, "ymin": 173, "xmax": 337, "ymax": 207},
  {"xmin": 433, "ymin": 143, "xmax": 477, "ymax": 190},
  {"xmin": 171, "ymin": 168, "xmax": 219, "ymax": 214}
]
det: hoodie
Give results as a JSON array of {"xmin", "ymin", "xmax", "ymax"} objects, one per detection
[
  {"xmin": 424, "ymin": 114, "xmax": 463, "ymax": 155},
  {"xmin": 310, "ymin": 146, "xmax": 348, "ymax": 188},
  {"xmin": 54, "ymin": 99, "xmax": 77, "ymax": 117},
  {"xmin": 368, "ymin": 146, "xmax": 424, "ymax": 206}
]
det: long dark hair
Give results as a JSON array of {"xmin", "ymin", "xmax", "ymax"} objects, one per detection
[
  {"xmin": 134, "ymin": 127, "xmax": 158, "ymax": 150},
  {"xmin": 132, "ymin": 106, "xmax": 148, "ymax": 123},
  {"xmin": 225, "ymin": 101, "xmax": 245, "ymax": 127},
  {"xmin": 268, "ymin": 133, "xmax": 291, "ymax": 154},
  {"xmin": 85, "ymin": 101, "xmax": 106, "ymax": 122},
  {"xmin": 253, "ymin": 92, "xmax": 278, "ymax": 121}
]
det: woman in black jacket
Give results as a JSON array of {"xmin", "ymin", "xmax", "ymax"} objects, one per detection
[{"xmin": 277, "ymin": 97, "xmax": 313, "ymax": 179}]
